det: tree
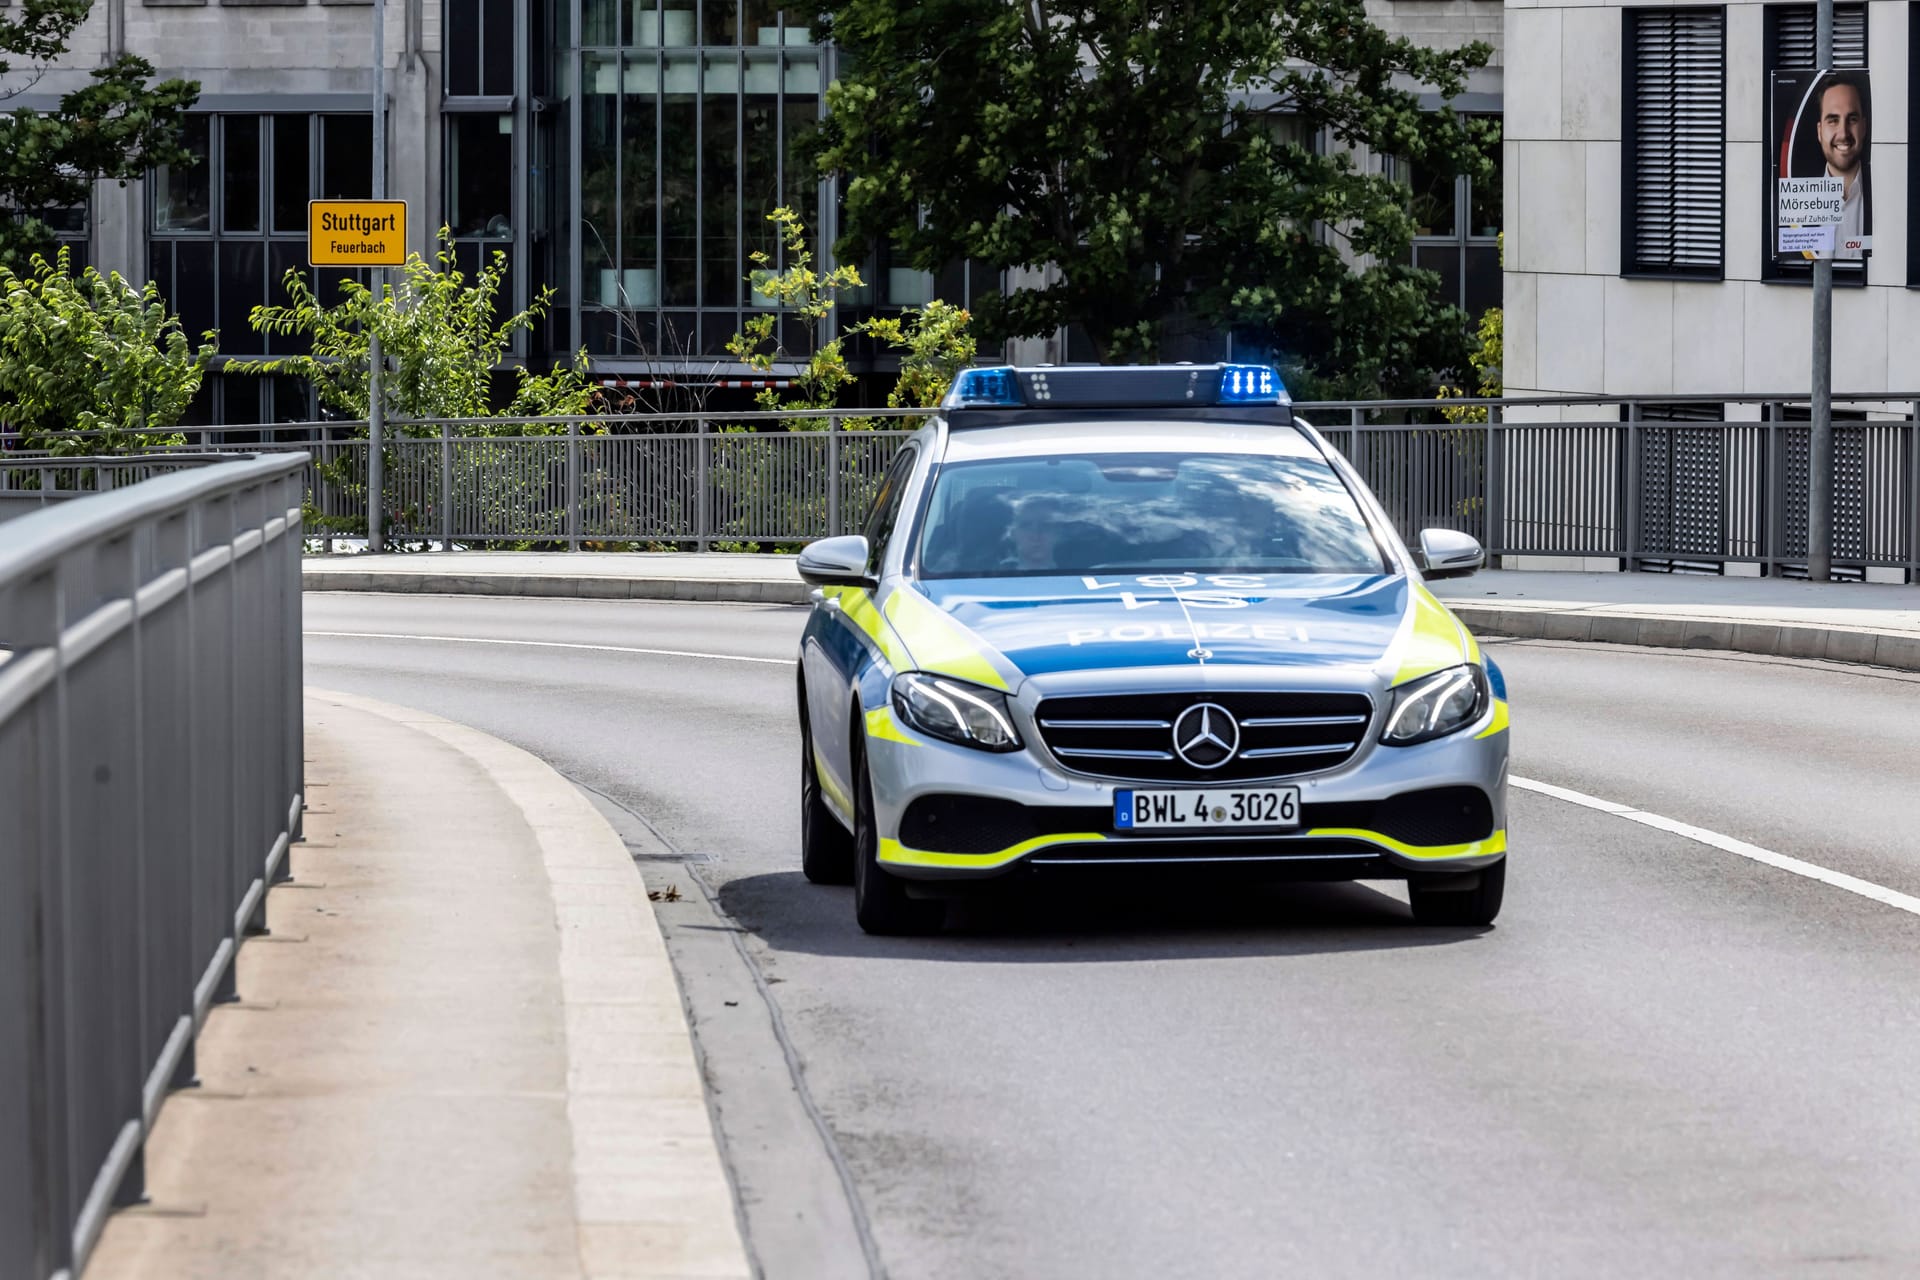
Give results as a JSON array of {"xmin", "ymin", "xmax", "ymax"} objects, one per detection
[
  {"xmin": 236, "ymin": 228, "xmax": 596, "ymax": 423},
  {"xmin": 727, "ymin": 206, "xmax": 866, "ymax": 425},
  {"xmin": 811, "ymin": 0, "xmax": 1496, "ymax": 396},
  {"xmin": 0, "ymin": 0, "xmax": 200, "ymax": 268},
  {"xmin": 235, "ymin": 231, "xmax": 599, "ymax": 545},
  {"xmin": 0, "ymin": 247, "xmax": 215, "ymax": 452},
  {"xmin": 860, "ymin": 299, "xmax": 977, "ymax": 412}
]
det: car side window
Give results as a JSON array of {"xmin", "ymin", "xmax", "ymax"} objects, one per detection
[{"xmin": 862, "ymin": 447, "xmax": 918, "ymax": 574}]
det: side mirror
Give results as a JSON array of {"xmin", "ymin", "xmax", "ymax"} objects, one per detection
[
  {"xmin": 1417, "ymin": 528, "xmax": 1485, "ymax": 580},
  {"xmin": 797, "ymin": 534, "xmax": 876, "ymax": 589}
]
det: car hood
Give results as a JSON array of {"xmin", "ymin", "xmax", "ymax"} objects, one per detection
[{"xmin": 883, "ymin": 573, "xmax": 1478, "ymax": 690}]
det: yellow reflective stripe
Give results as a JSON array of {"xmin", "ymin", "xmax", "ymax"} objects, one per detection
[
  {"xmin": 1306, "ymin": 827, "xmax": 1507, "ymax": 862},
  {"xmin": 1391, "ymin": 583, "xmax": 1478, "ymax": 687},
  {"xmin": 882, "ymin": 588, "xmax": 1011, "ymax": 690},
  {"xmin": 864, "ymin": 704, "xmax": 920, "ymax": 746},
  {"xmin": 1475, "ymin": 698, "xmax": 1510, "ymax": 739},
  {"xmin": 836, "ymin": 587, "xmax": 913, "ymax": 672},
  {"xmin": 811, "ymin": 746, "xmax": 852, "ymax": 814},
  {"xmin": 879, "ymin": 832, "xmax": 1108, "ymax": 869}
]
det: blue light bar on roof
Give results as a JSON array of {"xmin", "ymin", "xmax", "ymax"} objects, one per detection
[
  {"xmin": 941, "ymin": 363, "xmax": 1291, "ymax": 414},
  {"xmin": 945, "ymin": 367, "xmax": 1022, "ymax": 407},
  {"xmin": 1219, "ymin": 364, "xmax": 1283, "ymax": 403}
]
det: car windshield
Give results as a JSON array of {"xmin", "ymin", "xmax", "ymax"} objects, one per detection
[{"xmin": 916, "ymin": 449, "xmax": 1387, "ymax": 579}]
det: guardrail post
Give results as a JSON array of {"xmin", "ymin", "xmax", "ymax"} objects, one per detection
[
  {"xmin": 1623, "ymin": 401, "xmax": 1641, "ymax": 571},
  {"xmin": 1909, "ymin": 402, "xmax": 1920, "ymax": 583},
  {"xmin": 1484, "ymin": 404, "xmax": 1503, "ymax": 563},
  {"xmin": 695, "ymin": 417, "xmax": 711, "ymax": 552},
  {"xmin": 827, "ymin": 416, "xmax": 843, "ymax": 537},
  {"xmin": 439, "ymin": 421, "xmax": 453, "ymax": 551},
  {"xmin": 567, "ymin": 419, "xmax": 582, "ymax": 551},
  {"xmin": 1766, "ymin": 403, "xmax": 1785, "ymax": 575}
]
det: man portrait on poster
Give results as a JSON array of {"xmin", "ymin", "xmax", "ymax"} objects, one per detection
[{"xmin": 1773, "ymin": 69, "xmax": 1872, "ymax": 261}]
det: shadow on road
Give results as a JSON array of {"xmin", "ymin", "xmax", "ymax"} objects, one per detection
[{"xmin": 713, "ymin": 870, "xmax": 1491, "ymax": 963}]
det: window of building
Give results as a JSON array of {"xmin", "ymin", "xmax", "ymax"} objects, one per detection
[
  {"xmin": 1765, "ymin": 4, "xmax": 1867, "ymax": 283},
  {"xmin": 1621, "ymin": 7, "xmax": 1726, "ymax": 279},
  {"xmin": 446, "ymin": 0, "xmax": 517, "ymax": 97},
  {"xmin": 447, "ymin": 114, "xmax": 515, "ymax": 238},
  {"xmin": 150, "ymin": 113, "xmax": 373, "ymax": 422},
  {"xmin": 575, "ymin": 46, "xmax": 824, "ymax": 357},
  {"xmin": 1397, "ymin": 118, "xmax": 1502, "ymax": 319},
  {"xmin": 582, "ymin": 0, "xmax": 817, "ymax": 48}
]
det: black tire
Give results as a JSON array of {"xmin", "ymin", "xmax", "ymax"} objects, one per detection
[
  {"xmin": 852, "ymin": 739, "xmax": 945, "ymax": 936},
  {"xmin": 1407, "ymin": 857, "xmax": 1505, "ymax": 926},
  {"xmin": 799, "ymin": 691, "xmax": 855, "ymax": 885}
]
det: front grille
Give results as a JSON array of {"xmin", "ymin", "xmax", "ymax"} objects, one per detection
[{"xmin": 1034, "ymin": 691, "xmax": 1374, "ymax": 783}]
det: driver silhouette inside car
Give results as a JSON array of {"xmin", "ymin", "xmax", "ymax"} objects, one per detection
[{"xmin": 1005, "ymin": 496, "xmax": 1066, "ymax": 570}]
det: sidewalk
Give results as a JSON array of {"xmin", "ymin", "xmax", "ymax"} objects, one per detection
[
  {"xmin": 305, "ymin": 550, "xmax": 1920, "ymax": 673},
  {"xmin": 86, "ymin": 690, "xmax": 749, "ymax": 1280}
]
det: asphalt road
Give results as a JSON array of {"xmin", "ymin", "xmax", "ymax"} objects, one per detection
[{"xmin": 305, "ymin": 594, "xmax": 1920, "ymax": 1280}]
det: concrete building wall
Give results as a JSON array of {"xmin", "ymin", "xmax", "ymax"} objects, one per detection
[{"xmin": 1505, "ymin": 0, "xmax": 1917, "ymax": 399}]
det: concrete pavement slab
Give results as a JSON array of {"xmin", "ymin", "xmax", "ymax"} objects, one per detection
[{"xmin": 86, "ymin": 690, "xmax": 749, "ymax": 1280}]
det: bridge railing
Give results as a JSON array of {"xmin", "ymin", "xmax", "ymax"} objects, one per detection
[
  {"xmin": 9, "ymin": 394, "xmax": 1920, "ymax": 578},
  {"xmin": 0, "ymin": 453, "xmax": 307, "ymax": 1280}
]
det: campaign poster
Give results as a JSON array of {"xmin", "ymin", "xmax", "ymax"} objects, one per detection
[{"xmin": 1770, "ymin": 68, "xmax": 1872, "ymax": 261}]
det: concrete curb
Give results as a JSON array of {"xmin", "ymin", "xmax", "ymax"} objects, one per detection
[
  {"xmin": 309, "ymin": 688, "xmax": 752, "ymax": 1280},
  {"xmin": 303, "ymin": 570, "xmax": 811, "ymax": 605},
  {"xmin": 1449, "ymin": 602, "xmax": 1920, "ymax": 673}
]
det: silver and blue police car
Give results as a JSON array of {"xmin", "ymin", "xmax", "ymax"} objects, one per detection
[{"xmin": 795, "ymin": 364, "xmax": 1508, "ymax": 935}]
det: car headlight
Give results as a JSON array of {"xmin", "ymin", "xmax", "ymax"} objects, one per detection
[
  {"xmin": 1382, "ymin": 664, "xmax": 1489, "ymax": 746},
  {"xmin": 890, "ymin": 673, "xmax": 1023, "ymax": 752}
]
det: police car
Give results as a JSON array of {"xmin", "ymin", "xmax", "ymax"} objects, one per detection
[{"xmin": 795, "ymin": 364, "xmax": 1508, "ymax": 935}]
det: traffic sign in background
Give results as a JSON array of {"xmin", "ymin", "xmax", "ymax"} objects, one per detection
[{"xmin": 308, "ymin": 200, "xmax": 407, "ymax": 266}]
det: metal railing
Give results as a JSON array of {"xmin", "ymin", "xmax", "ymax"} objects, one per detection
[
  {"xmin": 0, "ymin": 454, "xmax": 307, "ymax": 1280},
  {"xmin": 0, "ymin": 456, "xmax": 244, "ymax": 524},
  {"xmin": 11, "ymin": 394, "xmax": 1920, "ymax": 577},
  {"xmin": 1311, "ymin": 394, "xmax": 1920, "ymax": 578}
]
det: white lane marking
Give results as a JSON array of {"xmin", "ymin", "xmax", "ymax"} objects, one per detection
[
  {"xmin": 1512, "ymin": 775, "xmax": 1920, "ymax": 919},
  {"xmin": 304, "ymin": 630, "xmax": 797, "ymax": 666}
]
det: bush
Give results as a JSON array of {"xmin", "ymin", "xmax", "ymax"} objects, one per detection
[{"xmin": 0, "ymin": 247, "xmax": 214, "ymax": 453}]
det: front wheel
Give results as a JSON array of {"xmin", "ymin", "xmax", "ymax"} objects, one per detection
[
  {"xmin": 1407, "ymin": 857, "xmax": 1505, "ymax": 927},
  {"xmin": 852, "ymin": 741, "xmax": 944, "ymax": 936}
]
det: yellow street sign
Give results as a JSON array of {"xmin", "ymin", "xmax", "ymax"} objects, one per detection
[{"xmin": 308, "ymin": 200, "xmax": 407, "ymax": 266}]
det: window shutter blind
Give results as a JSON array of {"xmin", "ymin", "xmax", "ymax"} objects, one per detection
[
  {"xmin": 1771, "ymin": 6, "xmax": 1868, "ymax": 68},
  {"xmin": 1625, "ymin": 9, "xmax": 1726, "ymax": 275}
]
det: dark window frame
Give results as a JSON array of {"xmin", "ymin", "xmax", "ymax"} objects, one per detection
[
  {"xmin": 1763, "ymin": 3, "xmax": 1869, "ymax": 285},
  {"xmin": 1620, "ymin": 6, "xmax": 1729, "ymax": 281},
  {"xmin": 149, "ymin": 111, "xmax": 372, "ymax": 421}
]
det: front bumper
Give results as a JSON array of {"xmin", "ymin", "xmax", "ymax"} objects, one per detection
[{"xmin": 866, "ymin": 693, "xmax": 1510, "ymax": 881}]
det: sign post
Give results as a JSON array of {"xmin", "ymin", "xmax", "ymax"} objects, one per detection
[
  {"xmin": 1811, "ymin": 0, "xmax": 1834, "ymax": 582},
  {"xmin": 307, "ymin": 197, "xmax": 404, "ymax": 551},
  {"xmin": 1767, "ymin": 17, "xmax": 1871, "ymax": 580},
  {"xmin": 370, "ymin": 0, "xmax": 387, "ymax": 553}
]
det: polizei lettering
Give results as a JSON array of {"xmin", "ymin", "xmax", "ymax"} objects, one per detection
[{"xmin": 1065, "ymin": 621, "xmax": 1308, "ymax": 647}]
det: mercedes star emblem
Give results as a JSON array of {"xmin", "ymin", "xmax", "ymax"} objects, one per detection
[{"xmin": 1171, "ymin": 702, "xmax": 1240, "ymax": 770}]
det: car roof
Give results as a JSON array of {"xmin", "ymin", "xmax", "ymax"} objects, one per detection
[{"xmin": 937, "ymin": 417, "xmax": 1325, "ymax": 464}]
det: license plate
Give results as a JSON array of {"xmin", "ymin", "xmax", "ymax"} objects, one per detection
[{"xmin": 1114, "ymin": 787, "xmax": 1301, "ymax": 831}]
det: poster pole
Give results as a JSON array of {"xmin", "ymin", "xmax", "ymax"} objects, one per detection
[{"xmin": 1809, "ymin": 0, "xmax": 1834, "ymax": 582}]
